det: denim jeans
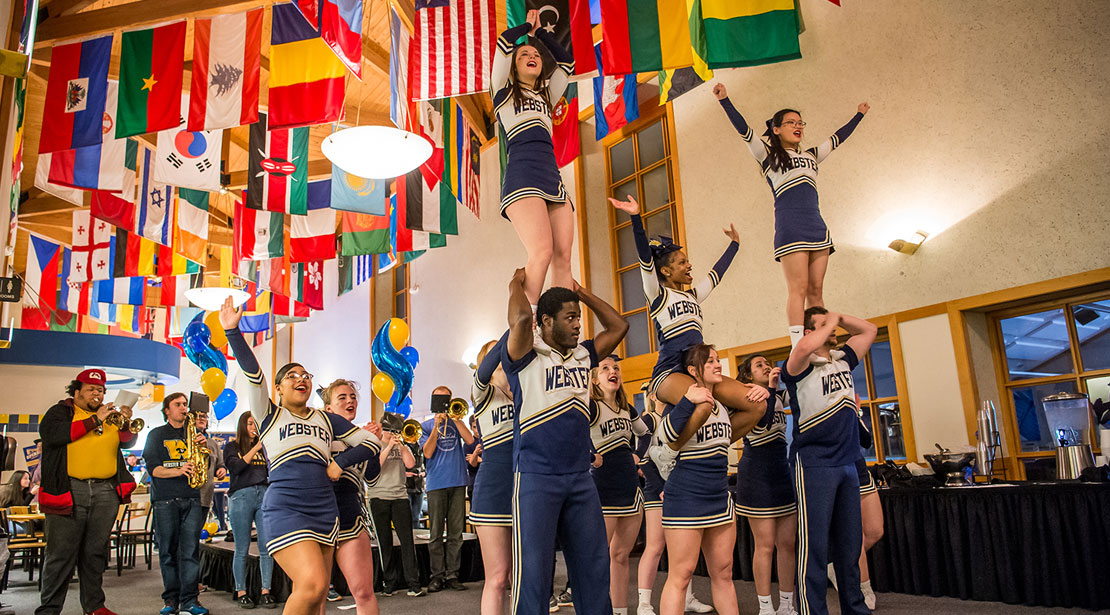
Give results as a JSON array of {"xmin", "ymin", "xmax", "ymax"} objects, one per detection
[
  {"xmin": 153, "ymin": 497, "xmax": 205, "ymax": 607},
  {"xmin": 228, "ymin": 485, "xmax": 273, "ymax": 593}
]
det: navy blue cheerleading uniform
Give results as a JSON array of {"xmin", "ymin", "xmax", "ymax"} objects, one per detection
[
  {"xmin": 735, "ymin": 391, "xmax": 796, "ymax": 518},
  {"xmin": 636, "ymin": 413, "xmax": 665, "ymax": 509},
  {"xmin": 629, "ymin": 213, "xmax": 738, "ymax": 395},
  {"xmin": 718, "ymin": 96, "xmax": 863, "ymax": 262},
  {"xmin": 225, "ymin": 328, "xmax": 381, "ymax": 554},
  {"xmin": 589, "ymin": 399, "xmax": 644, "ymax": 517},
  {"xmin": 330, "ymin": 420, "xmax": 382, "ymax": 542},
  {"xmin": 782, "ymin": 345, "xmax": 868, "ymax": 615},
  {"xmin": 856, "ymin": 458, "xmax": 876, "ymax": 495},
  {"xmin": 491, "ymin": 23, "xmax": 574, "ymax": 219},
  {"xmin": 469, "ymin": 333, "xmax": 515, "ymax": 527},
  {"xmin": 503, "ymin": 337, "xmax": 611, "ymax": 615},
  {"xmin": 660, "ymin": 398, "xmax": 733, "ymax": 529}
]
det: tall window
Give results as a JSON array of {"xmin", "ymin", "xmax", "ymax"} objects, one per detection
[
  {"xmin": 606, "ymin": 111, "xmax": 681, "ymax": 358},
  {"xmin": 992, "ymin": 294, "xmax": 1110, "ymax": 455},
  {"xmin": 392, "ymin": 263, "xmax": 409, "ymax": 323}
]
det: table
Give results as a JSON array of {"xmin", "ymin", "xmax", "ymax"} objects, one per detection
[{"xmin": 868, "ymin": 482, "xmax": 1110, "ymax": 610}]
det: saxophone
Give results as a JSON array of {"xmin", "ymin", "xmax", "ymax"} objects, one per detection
[{"xmin": 185, "ymin": 411, "xmax": 211, "ymax": 490}]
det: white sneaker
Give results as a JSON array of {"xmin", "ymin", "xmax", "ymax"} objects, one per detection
[
  {"xmin": 758, "ymin": 606, "xmax": 776, "ymax": 615},
  {"xmin": 775, "ymin": 605, "xmax": 797, "ymax": 615},
  {"xmin": 862, "ymin": 585, "xmax": 876, "ymax": 610},
  {"xmin": 684, "ymin": 594, "xmax": 713, "ymax": 614},
  {"xmin": 827, "ymin": 563, "xmax": 838, "ymax": 591},
  {"xmin": 637, "ymin": 604, "xmax": 656, "ymax": 615}
]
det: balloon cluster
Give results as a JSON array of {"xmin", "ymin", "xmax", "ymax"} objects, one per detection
[
  {"xmin": 183, "ymin": 312, "xmax": 238, "ymax": 420},
  {"xmin": 201, "ymin": 521, "xmax": 219, "ymax": 542},
  {"xmin": 370, "ymin": 318, "xmax": 420, "ymax": 418}
]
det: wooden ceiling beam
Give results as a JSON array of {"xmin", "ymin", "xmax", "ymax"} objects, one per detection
[
  {"xmin": 362, "ymin": 35, "xmax": 390, "ymax": 75},
  {"xmin": 44, "ymin": 0, "xmax": 99, "ymax": 18},
  {"xmin": 35, "ymin": 0, "xmax": 272, "ymax": 47}
]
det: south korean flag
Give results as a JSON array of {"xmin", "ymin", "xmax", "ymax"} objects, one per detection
[{"xmin": 154, "ymin": 95, "xmax": 223, "ymax": 191}]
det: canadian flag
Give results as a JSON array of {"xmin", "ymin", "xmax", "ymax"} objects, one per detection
[{"xmin": 70, "ymin": 210, "xmax": 113, "ymax": 283}]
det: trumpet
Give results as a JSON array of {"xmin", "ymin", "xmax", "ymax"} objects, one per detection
[
  {"xmin": 401, "ymin": 419, "xmax": 423, "ymax": 444},
  {"xmin": 103, "ymin": 411, "xmax": 144, "ymax": 434}
]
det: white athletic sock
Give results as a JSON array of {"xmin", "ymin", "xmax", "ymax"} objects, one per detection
[
  {"xmin": 788, "ymin": 325, "xmax": 804, "ymax": 347},
  {"xmin": 861, "ymin": 580, "xmax": 872, "ymax": 592},
  {"xmin": 614, "ymin": 609, "xmax": 628, "ymax": 615},
  {"xmin": 779, "ymin": 591, "xmax": 793, "ymax": 605},
  {"xmin": 638, "ymin": 589, "xmax": 652, "ymax": 605},
  {"xmin": 757, "ymin": 595, "xmax": 773, "ymax": 608}
]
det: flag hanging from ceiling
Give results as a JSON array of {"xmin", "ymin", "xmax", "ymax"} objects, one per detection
[
  {"xmin": 112, "ymin": 227, "xmax": 156, "ymax": 277},
  {"xmin": 320, "ymin": 0, "xmax": 364, "ymax": 78},
  {"xmin": 234, "ymin": 198, "xmax": 285, "ymax": 261},
  {"xmin": 136, "ymin": 148, "xmax": 175, "ymax": 246},
  {"xmin": 388, "ymin": 8, "xmax": 410, "ymax": 130},
  {"xmin": 415, "ymin": 99, "xmax": 444, "ymax": 183},
  {"xmin": 290, "ymin": 180, "xmax": 337, "ymax": 262},
  {"xmin": 91, "ymin": 139, "xmax": 140, "ymax": 229},
  {"xmin": 552, "ymin": 81, "xmax": 580, "ymax": 166},
  {"xmin": 440, "ymin": 100, "xmax": 471, "ymax": 232},
  {"xmin": 292, "ymin": 0, "xmax": 320, "ymax": 28},
  {"xmin": 38, "ymin": 34, "xmax": 112, "ymax": 153},
  {"xmin": 47, "ymin": 81, "xmax": 126, "ymax": 192},
  {"xmin": 401, "ymin": 167, "xmax": 446, "ymax": 235},
  {"xmin": 58, "ymin": 251, "xmax": 92, "ymax": 315},
  {"xmin": 156, "ymin": 240, "xmax": 202, "ymax": 277},
  {"xmin": 700, "ymin": 0, "xmax": 801, "ymax": 69},
  {"xmin": 330, "ymin": 166, "xmax": 387, "ymax": 214},
  {"xmin": 246, "ymin": 111, "xmax": 310, "ymax": 215},
  {"xmin": 410, "ymin": 0, "xmax": 497, "ymax": 101},
  {"xmin": 506, "ymin": 0, "xmax": 595, "ymax": 76},
  {"xmin": 70, "ymin": 210, "xmax": 113, "ymax": 283},
  {"xmin": 593, "ymin": 44, "xmax": 639, "ymax": 140},
  {"xmin": 272, "ymin": 293, "xmax": 311, "ymax": 318},
  {"xmin": 34, "ymin": 152, "xmax": 85, "ymax": 206},
  {"xmin": 395, "ymin": 178, "xmax": 447, "ymax": 252},
  {"xmin": 269, "ymin": 1, "xmax": 346, "ymax": 129},
  {"xmin": 188, "ymin": 8, "xmax": 262, "ymax": 131},
  {"xmin": 157, "ymin": 273, "xmax": 201, "ymax": 307},
  {"xmin": 176, "ymin": 188, "xmax": 210, "ymax": 264},
  {"xmin": 337, "ymin": 252, "xmax": 372, "ymax": 296},
  {"xmin": 658, "ymin": 0, "xmax": 712, "ymax": 104},
  {"xmin": 155, "ymin": 96, "xmax": 223, "ymax": 191},
  {"xmin": 95, "ymin": 276, "xmax": 146, "ymax": 305},
  {"xmin": 21, "ymin": 234, "xmax": 61, "ymax": 330},
  {"xmin": 116, "ymin": 20, "xmax": 187, "ymax": 137},
  {"xmin": 466, "ymin": 128, "xmax": 481, "ymax": 218},
  {"xmin": 599, "ymin": 0, "xmax": 692, "ymax": 74},
  {"xmin": 289, "ymin": 260, "xmax": 324, "ymax": 310},
  {"xmin": 340, "ymin": 210, "xmax": 390, "ymax": 255}
]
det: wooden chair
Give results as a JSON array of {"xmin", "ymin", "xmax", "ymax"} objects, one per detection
[
  {"xmin": 1, "ymin": 508, "xmax": 46, "ymax": 589},
  {"xmin": 113, "ymin": 502, "xmax": 154, "ymax": 574}
]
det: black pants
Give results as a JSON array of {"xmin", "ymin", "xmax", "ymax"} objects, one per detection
[
  {"xmin": 426, "ymin": 486, "xmax": 466, "ymax": 582},
  {"xmin": 36, "ymin": 479, "xmax": 120, "ymax": 615},
  {"xmin": 369, "ymin": 498, "xmax": 420, "ymax": 590}
]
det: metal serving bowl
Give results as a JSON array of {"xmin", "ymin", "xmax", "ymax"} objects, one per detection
[{"xmin": 924, "ymin": 451, "xmax": 976, "ymax": 486}]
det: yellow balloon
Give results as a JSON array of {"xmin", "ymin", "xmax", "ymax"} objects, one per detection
[
  {"xmin": 205, "ymin": 311, "xmax": 228, "ymax": 348},
  {"xmin": 372, "ymin": 372, "xmax": 396, "ymax": 404},
  {"xmin": 200, "ymin": 367, "xmax": 226, "ymax": 401},
  {"xmin": 388, "ymin": 318, "xmax": 410, "ymax": 350},
  {"xmin": 204, "ymin": 522, "xmax": 219, "ymax": 535}
]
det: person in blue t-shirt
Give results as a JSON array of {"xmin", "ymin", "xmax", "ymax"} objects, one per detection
[{"xmin": 419, "ymin": 387, "xmax": 475, "ymax": 592}]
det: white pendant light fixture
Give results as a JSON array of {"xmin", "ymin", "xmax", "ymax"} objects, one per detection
[
  {"xmin": 321, "ymin": 126, "xmax": 432, "ymax": 181},
  {"xmin": 185, "ymin": 287, "xmax": 251, "ymax": 312}
]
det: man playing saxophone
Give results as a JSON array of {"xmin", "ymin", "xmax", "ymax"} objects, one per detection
[{"xmin": 144, "ymin": 393, "xmax": 211, "ymax": 615}]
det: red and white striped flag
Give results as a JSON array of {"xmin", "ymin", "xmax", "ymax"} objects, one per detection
[
  {"xmin": 189, "ymin": 9, "xmax": 262, "ymax": 131},
  {"xmin": 409, "ymin": 0, "xmax": 496, "ymax": 101}
]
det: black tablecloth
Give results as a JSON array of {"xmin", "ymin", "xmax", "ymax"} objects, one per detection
[
  {"xmin": 869, "ymin": 482, "xmax": 1110, "ymax": 610},
  {"xmin": 199, "ymin": 536, "xmax": 483, "ymax": 600}
]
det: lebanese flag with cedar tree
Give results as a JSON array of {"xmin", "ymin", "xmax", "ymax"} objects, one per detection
[{"xmin": 188, "ymin": 9, "xmax": 262, "ymax": 131}]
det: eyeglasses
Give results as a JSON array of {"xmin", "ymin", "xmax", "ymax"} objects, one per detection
[
  {"xmin": 283, "ymin": 372, "xmax": 314, "ymax": 382},
  {"xmin": 780, "ymin": 120, "xmax": 806, "ymax": 128}
]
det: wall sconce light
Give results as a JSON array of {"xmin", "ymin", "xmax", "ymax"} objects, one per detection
[{"xmin": 888, "ymin": 230, "xmax": 929, "ymax": 255}]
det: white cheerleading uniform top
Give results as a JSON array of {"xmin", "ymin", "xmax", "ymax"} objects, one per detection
[
  {"xmin": 504, "ymin": 337, "xmax": 599, "ymax": 475},
  {"xmin": 330, "ymin": 423, "xmax": 380, "ymax": 497},
  {"xmin": 473, "ymin": 333, "xmax": 515, "ymax": 460},
  {"xmin": 743, "ymin": 392, "xmax": 789, "ymax": 450},
  {"xmin": 781, "ymin": 345, "xmax": 862, "ymax": 467},
  {"xmin": 589, "ymin": 400, "xmax": 643, "ymax": 456},
  {"xmin": 491, "ymin": 23, "xmax": 572, "ymax": 147},
  {"xmin": 661, "ymin": 398, "xmax": 732, "ymax": 463}
]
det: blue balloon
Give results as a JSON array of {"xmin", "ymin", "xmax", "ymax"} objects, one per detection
[
  {"xmin": 400, "ymin": 346, "xmax": 420, "ymax": 368},
  {"xmin": 184, "ymin": 321, "xmax": 210, "ymax": 356},
  {"xmin": 396, "ymin": 397, "xmax": 413, "ymax": 419},
  {"xmin": 371, "ymin": 321, "xmax": 414, "ymax": 407},
  {"xmin": 213, "ymin": 388, "xmax": 237, "ymax": 420},
  {"xmin": 199, "ymin": 345, "xmax": 228, "ymax": 374}
]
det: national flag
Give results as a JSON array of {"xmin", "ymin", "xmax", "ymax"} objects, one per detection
[
  {"xmin": 340, "ymin": 210, "xmax": 390, "ymax": 255},
  {"xmin": 115, "ymin": 304, "xmax": 142, "ymax": 334},
  {"xmin": 116, "ymin": 21, "xmax": 187, "ymax": 137},
  {"xmin": 90, "ymin": 138, "xmax": 140, "ymax": 228},
  {"xmin": 388, "ymin": 8, "xmax": 410, "ymax": 130},
  {"xmin": 270, "ymin": 2, "xmax": 346, "ymax": 130},
  {"xmin": 70, "ymin": 210, "xmax": 113, "ymax": 282},
  {"xmin": 271, "ymin": 293, "xmax": 311, "ymax": 318},
  {"xmin": 440, "ymin": 99, "xmax": 470, "ymax": 227},
  {"xmin": 155, "ymin": 96, "xmax": 223, "ymax": 191},
  {"xmin": 246, "ymin": 112, "xmax": 310, "ymax": 215},
  {"xmin": 410, "ymin": 0, "xmax": 497, "ymax": 101},
  {"xmin": 506, "ymin": 0, "xmax": 595, "ymax": 76},
  {"xmin": 659, "ymin": 64, "xmax": 711, "ymax": 104},
  {"xmin": 289, "ymin": 260, "xmax": 324, "ymax": 310},
  {"xmin": 47, "ymin": 81, "xmax": 126, "ymax": 192},
  {"xmin": 112, "ymin": 227, "xmax": 156, "ymax": 277},
  {"xmin": 290, "ymin": 180, "xmax": 337, "ymax": 262},
  {"xmin": 176, "ymin": 188, "xmax": 210, "ymax": 264},
  {"xmin": 700, "ymin": 0, "xmax": 802, "ymax": 69},
  {"xmin": 466, "ymin": 128, "xmax": 480, "ymax": 218},
  {"xmin": 292, "ymin": 0, "xmax": 320, "ymax": 28},
  {"xmin": 337, "ymin": 252, "xmax": 372, "ymax": 296},
  {"xmin": 414, "ymin": 100, "xmax": 445, "ymax": 188},
  {"xmin": 188, "ymin": 8, "xmax": 263, "ymax": 132},
  {"xmin": 136, "ymin": 148, "xmax": 175, "ymax": 246},
  {"xmin": 158, "ymin": 273, "xmax": 201, "ymax": 307},
  {"xmin": 58, "ymin": 249, "xmax": 93, "ymax": 315},
  {"xmin": 34, "ymin": 152, "xmax": 85, "ymax": 205},
  {"xmin": 330, "ymin": 166, "xmax": 387, "ymax": 215},
  {"xmin": 156, "ymin": 241, "xmax": 202, "ymax": 277},
  {"xmin": 95, "ymin": 276, "xmax": 145, "ymax": 305},
  {"xmin": 593, "ymin": 44, "xmax": 639, "ymax": 140},
  {"xmin": 21, "ymin": 234, "xmax": 61, "ymax": 330},
  {"xmin": 38, "ymin": 34, "xmax": 112, "ymax": 153},
  {"xmin": 320, "ymin": 0, "xmax": 364, "ymax": 78},
  {"xmin": 552, "ymin": 81, "xmax": 580, "ymax": 166},
  {"xmin": 376, "ymin": 250, "xmax": 398, "ymax": 274},
  {"xmin": 400, "ymin": 167, "xmax": 449, "ymax": 235},
  {"xmin": 234, "ymin": 199, "xmax": 285, "ymax": 260},
  {"xmin": 598, "ymin": 0, "xmax": 692, "ymax": 74},
  {"xmin": 395, "ymin": 182, "xmax": 446, "ymax": 252}
]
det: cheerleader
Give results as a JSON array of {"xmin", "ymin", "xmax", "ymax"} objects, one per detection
[
  {"xmin": 713, "ymin": 82, "xmax": 869, "ymax": 341},
  {"xmin": 491, "ymin": 10, "xmax": 576, "ymax": 304},
  {"xmin": 856, "ymin": 455, "xmax": 883, "ymax": 611},
  {"xmin": 219, "ymin": 298, "xmax": 382, "ymax": 615},
  {"xmin": 608, "ymin": 195, "xmax": 767, "ymax": 441},
  {"xmin": 321, "ymin": 379, "xmax": 384, "ymax": 614},
  {"xmin": 633, "ymin": 389, "xmax": 713, "ymax": 615},
  {"xmin": 588, "ymin": 356, "xmax": 643, "ymax": 615},
  {"xmin": 735, "ymin": 356, "xmax": 797, "ymax": 615},
  {"xmin": 469, "ymin": 335, "xmax": 515, "ymax": 615},
  {"xmin": 659, "ymin": 344, "xmax": 739, "ymax": 615}
]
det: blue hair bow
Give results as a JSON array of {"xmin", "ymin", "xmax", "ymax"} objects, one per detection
[{"xmin": 648, "ymin": 235, "xmax": 683, "ymax": 262}]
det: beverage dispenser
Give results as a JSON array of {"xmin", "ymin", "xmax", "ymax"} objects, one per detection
[{"xmin": 1043, "ymin": 392, "xmax": 1094, "ymax": 480}]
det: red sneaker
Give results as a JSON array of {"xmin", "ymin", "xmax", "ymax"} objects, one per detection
[{"xmin": 88, "ymin": 608, "xmax": 119, "ymax": 615}]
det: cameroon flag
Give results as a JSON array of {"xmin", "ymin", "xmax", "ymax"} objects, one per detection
[
  {"xmin": 700, "ymin": 0, "xmax": 801, "ymax": 69},
  {"xmin": 116, "ymin": 21, "xmax": 186, "ymax": 138},
  {"xmin": 599, "ymin": 0, "xmax": 693, "ymax": 74}
]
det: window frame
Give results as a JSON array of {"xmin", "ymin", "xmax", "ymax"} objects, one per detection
[{"xmin": 392, "ymin": 262, "xmax": 410, "ymax": 325}]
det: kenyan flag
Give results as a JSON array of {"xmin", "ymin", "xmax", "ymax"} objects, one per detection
[{"xmin": 116, "ymin": 21, "xmax": 186, "ymax": 138}]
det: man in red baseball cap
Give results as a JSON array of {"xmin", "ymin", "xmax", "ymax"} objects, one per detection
[{"xmin": 36, "ymin": 368, "xmax": 138, "ymax": 615}]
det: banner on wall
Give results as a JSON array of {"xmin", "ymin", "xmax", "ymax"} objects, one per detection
[{"xmin": 23, "ymin": 444, "xmax": 40, "ymax": 469}]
